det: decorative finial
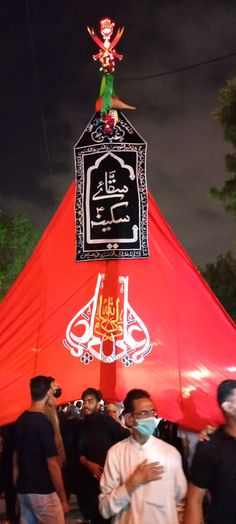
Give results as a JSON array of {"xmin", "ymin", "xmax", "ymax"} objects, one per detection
[
  {"xmin": 87, "ymin": 19, "xmax": 135, "ymax": 134},
  {"xmin": 87, "ymin": 18, "xmax": 124, "ymax": 74}
]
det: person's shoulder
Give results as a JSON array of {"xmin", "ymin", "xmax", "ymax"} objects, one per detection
[
  {"xmin": 102, "ymin": 413, "xmax": 122, "ymax": 427},
  {"xmin": 102, "ymin": 414, "xmax": 129, "ymax": 433},
  {"xmin": 16, "ymin": 410, "xmax": 31, "ymax": 424},
  {"xmin": 101, "ymin": 413, "xmax": 118, "ymax": 424},
  {"xmin": 205, "ymin": 425, "xmax": 229, "ymax": 449},
  {"xmin": 107, "ymin": 434, "xmax": 130, "ymax": 455},
  {"xmin": 191, "ymin": 428, "xmax": 223, "ymax": 461},
  {"xmin": 211, "ymin": 425, "xmax": 225, "ymax": 440},
  {"xmin": 153, "ymin": 435, "xmax": 180, "ymax": 454},
  {"xmin": 16, "ymin": 410, "xmax": 25, "ymax": 421},
  {"xmin": 29, "ymin": 410, "xmax": 54, "ymax": 429},
  {"xmin": 196, "ymin": 425, "xmax": 224, "ymax": 450},
  {"xmin": 100, "ymin": 413, "xmax": 112, "ymax": 424}
]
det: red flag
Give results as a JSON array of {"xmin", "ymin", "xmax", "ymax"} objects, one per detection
[{"xmin": 0, "ymin": 184, "xmax": 235, "ymax": 429}]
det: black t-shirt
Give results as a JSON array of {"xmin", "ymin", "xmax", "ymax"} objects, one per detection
[
  {"xmin": 60, "ymin": 415, "xmax": 82, "ymax": 491},
  {"xmin": 190, "ymin": 425, "xmax": 236, "ymax": 524},
  {"xmin": 15, "ymin": 410, "xmax": 57, "ymax": 494},
  {"xmin": 78, "ymin": 412, "xmax": 129, "ymax": 466}
]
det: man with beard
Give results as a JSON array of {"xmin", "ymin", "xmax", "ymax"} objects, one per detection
[{"xmin": 77, "ymin": 387, "xmax": 129, "ymax": 524}]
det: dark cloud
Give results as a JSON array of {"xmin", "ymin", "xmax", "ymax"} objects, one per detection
[{"xmin": 0, "ymin": 0, "xmax": 236, "ymax": 264}]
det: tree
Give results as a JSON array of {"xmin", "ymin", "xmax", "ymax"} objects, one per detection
[
  {"xmin": 210, "ymin": 78, "xmax": 236, "ymax": 218},
  {"xmin": 0, "ymin": 210, "xmax": 40, "ymax": 300},
  {"xmin": 201, "ymin": 251, "xmax": 236, "ymax": 322},
  {"xmin": 202, "ymin": 78, "xmax": 236, "ymax": 323}
]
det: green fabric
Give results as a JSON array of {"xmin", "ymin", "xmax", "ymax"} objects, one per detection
[
  {"xmin": 99, "ymin": 75, "xmax": 107, "ymax": 98},
  {"xmin": 99, "ymin": 73, "xmax": 116, "ymax": 115}
]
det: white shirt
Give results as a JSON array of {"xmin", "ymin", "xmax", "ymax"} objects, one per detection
[{"xmin": 99, "ymin": 435, "xmax": 187, "ymax": 524}]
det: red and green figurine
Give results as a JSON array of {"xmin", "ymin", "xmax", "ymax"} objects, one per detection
[{"xmin": 87, "ymin": 18, "xmax": 135, "ymax": 134}]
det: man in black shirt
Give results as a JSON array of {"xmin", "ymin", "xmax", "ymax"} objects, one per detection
[
  {"xmin": 184, "ymin": 379, "xmax": 236, "ymax": 524},
  {"xmin": 77, "ymin": 387, "xmax": 129, "ymax": 524},
  {"xmin": 14, "ymin": 375, "xmax": 69, "ymax": 524}
]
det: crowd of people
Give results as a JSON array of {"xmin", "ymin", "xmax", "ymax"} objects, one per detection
[{"xmin": 1, "ymin": 376, "xmax": 236, "ymax": 524}]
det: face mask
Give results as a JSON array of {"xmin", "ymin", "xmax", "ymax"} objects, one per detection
[
  {"xmin": 134, "ymin": 417, "xmax": 156, "ymax": 437},
  {"xmin": 53, "ymin": 387, "xmax": 62, "ymax": 399}
]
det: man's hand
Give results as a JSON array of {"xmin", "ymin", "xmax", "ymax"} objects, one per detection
[
  {"xmin": 131, "ymin": 459, "xmax": 164, "ymax": 485},
  {"xmin": 198, "ymin": 425, "xmax": 216, "ymax": 442},
  {"xmin": 47, "ymin": 456, "xmax": 69, "ymax": 511},
  {"xmin": 125, "ymin": 459, "xmax": 164, "ymax": 495},
  {"xmin": 88, "ymin": 460, "xmax": 103, "ymax": 480}
]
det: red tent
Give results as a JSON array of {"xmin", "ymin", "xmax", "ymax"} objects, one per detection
[{"xmin": 0, "ymin": 183, "xmax": 235, "ymax": 429}]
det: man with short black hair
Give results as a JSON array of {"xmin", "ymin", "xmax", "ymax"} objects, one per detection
[
  {"xmin": 77, "ymin": 387, "xmax": 129, "ymax": 524},
  {"xmin": 99, "ymin": 388, "xmax": 186, "ymax": 523},
  {"xmin": 184, "ymin": 379, "xmax": 236, "ymax": 524},
  {"xmin": 14, "ymin": 375, "xmax": 69, "ymax": 524},
  {"xmin": 82, "ymin": 387, "xmax": 102, "ymax": 404}
]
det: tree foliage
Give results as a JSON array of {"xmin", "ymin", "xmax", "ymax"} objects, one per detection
[
  {"xmin": 0, "ymin": 210, "xmax": 40, "ymax": 300},
  {"xmin": 201, "ymin": 251, "xmax": 236, "ymax": 322},
  {"xmin": 203, "ymin": 78, "xmax": 236, "ymax": 322},
  {"xmin": 210, "ymin": 78, "xmax": 236, "ymax": 218}
]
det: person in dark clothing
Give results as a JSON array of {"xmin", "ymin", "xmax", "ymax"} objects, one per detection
[
  {"xmin": 14, "ymin": 375, "xmax": 69, "ymax": 524},
  {"xmin": 185, "ymin": 379, "xmax": 236, "ymax": 524},
  {"xmin": 77, "ymin": 387, "xmax": 130, "ymax": 524},
  {"xmin": 59, "ymin": 408, "xmax": 81, "ymax": 503},
  {"xmin": 0, "ymin": 423, "xmax": 19, "ymax": 523}
]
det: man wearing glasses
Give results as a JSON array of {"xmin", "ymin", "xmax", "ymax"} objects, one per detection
[{"xmin": 99, "ymin": 388, "xmax": 187, "ymax": 524}]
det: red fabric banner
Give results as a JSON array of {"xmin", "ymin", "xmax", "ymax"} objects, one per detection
[{"xmin": 0, "ymin": 184, "xmax": 235, "ymax": 429}]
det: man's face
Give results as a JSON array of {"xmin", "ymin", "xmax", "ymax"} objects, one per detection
[
  {"xmin": 50, "ymin": 381, "xmax": 60, "ymax": 394},
  {"xmin": 44, "ymin": 386, "xmax": 54, "ymax": 405},
  {"xmin": 126, "ymin": 396, "xmax": 156, "ymax": 429},
  {"xmin": 47, "ymin": 380, "xmax": 62, "ymax": 403},
  {"xmin": 225, "ymin": 388, "xmax": 236, "ymax": 418},
  {"xmin": 82, "ymin": 395, "xmax": 99, "ymax": 417}
]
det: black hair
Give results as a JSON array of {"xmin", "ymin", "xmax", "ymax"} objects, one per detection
[
  {"xmin": 47, "ymin": 376, "xmax": 55, "ymax": 384},
  {"xmin": 30, "ymin": 375, "xmax": 51, "ymax": 401},
  {"xmin": 217, "ymin": 379, "xmax": 236, "ymax": 406},
  {"xmin": 123, "ymin": 389, "xmax": 151, "ymax": 414},
  {"xmin": 81, "ymin": 388, "xmax": 102, "ymax": 402}
]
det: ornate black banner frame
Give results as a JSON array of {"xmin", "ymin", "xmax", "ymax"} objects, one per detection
[{"xmin": 74, "ymin": 112, "xmax": 149, "ymax": 261}]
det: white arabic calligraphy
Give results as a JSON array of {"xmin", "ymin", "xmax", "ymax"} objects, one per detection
[
  {"xmin": 92, "ymin": 171, "xmax": 128, "ymax": 201},
  {"xmin": 91, "ymin": 124, "xmax": 125, "ymax": 144},
  {"xmin": 86, "ymin": 151, "xmax": 139, "ymax": 245},
  {"xmin": 91, "ymin": 201, "xmax": 130, "ymax": 228},
  {"xmin": 63, "ymin": 273, "xmax": 152, "ymax": 365}
]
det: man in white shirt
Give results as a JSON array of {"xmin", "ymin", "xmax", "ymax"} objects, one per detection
[{"xmin": 99, "ymin": 388, "xmax": 187, "ymax": 524}]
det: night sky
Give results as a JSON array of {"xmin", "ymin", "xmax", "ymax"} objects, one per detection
[{"xmin": 1, "ymin": 0, "xmax": 236, "ymax": 265}]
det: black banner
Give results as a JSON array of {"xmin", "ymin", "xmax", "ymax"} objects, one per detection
[{"xmin": 74, "ymin": 112, "xmax": 149, "ymax": 261}]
